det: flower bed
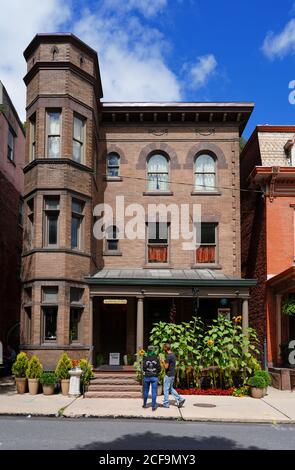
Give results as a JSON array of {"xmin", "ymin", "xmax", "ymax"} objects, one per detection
[{"xmin": 176, "ymin": 388, "xmax": 235, "ymax": 396}]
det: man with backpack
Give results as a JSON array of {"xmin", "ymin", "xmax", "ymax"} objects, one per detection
[{"xmin": 142, "ymin": 345, "xmax": 161, "ymax": 411}]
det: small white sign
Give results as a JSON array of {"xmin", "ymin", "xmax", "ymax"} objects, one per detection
[{"xmin": 109, "ymin": 352, "xmax": 120, "ymax": 365}]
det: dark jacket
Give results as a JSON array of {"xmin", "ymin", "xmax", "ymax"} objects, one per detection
[{"xmin": 142, "ymin": 354, "xmax": 161, "ymax": 378}]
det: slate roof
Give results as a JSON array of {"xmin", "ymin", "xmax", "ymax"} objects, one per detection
[{"xmin": 87, "ymin": 269, "xmax": 256, "ymax": 287}]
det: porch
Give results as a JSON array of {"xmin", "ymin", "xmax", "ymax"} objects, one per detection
[{"xmin": 86, "ymin": 269, "xmax": 256, "ymax": 367}]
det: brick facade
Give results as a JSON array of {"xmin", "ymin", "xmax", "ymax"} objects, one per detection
[
  {"xmin": 21, "ymin": 34, "xmax": 254, "ymax": 367},
  {"xmin": 240, "ymin": 126, "xmax": 295, "ymax": 366},
  {"xmin": 0, "ymin": 81, "xmax": 25, "ymax": 351}
]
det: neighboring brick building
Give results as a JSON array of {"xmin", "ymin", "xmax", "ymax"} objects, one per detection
[
  {"xmin": 241, "ymin": 126, "xmax": 295, "ymax": 376},
  {"xmin": 0, "ymin": 81, "xmax": 25, "ymax": 352},
  {"xmin": 21, "ymin": 33, "xmax": 256, "ymax": 368}
]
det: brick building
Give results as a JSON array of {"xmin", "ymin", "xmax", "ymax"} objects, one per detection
[
  {"xmin": 241, "ymin": 126, "xmax": 295, "ymax": 382},
  {"xmin": 21, "ymin": 33, "xmax": 256, "ymax": 368},
  {"xmin": 0, "ymin": 81, "xmax": 25, "ymax": 351}
]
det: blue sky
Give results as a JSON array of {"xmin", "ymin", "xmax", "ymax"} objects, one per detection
[{"xmin": 1, "ymin": 0, "xmax": 295, "ymax": 137}]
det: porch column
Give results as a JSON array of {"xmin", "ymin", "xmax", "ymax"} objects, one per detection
[
  {"xmin": 136, "ymin": 296, "xmax": 144, "ymax": 352},
  {"xmin": 89, "ymin": 297, "xmax": 94, "ymax": 365},
  {"xmin": 276, "ymin": 294, "xmax": 282, "ymax": 363},
  {"xmin": 242, "ymin": 299, "xmax": 249, "ymax": 351}
]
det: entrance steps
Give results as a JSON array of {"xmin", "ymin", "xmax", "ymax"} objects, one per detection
[{"xmin": 85, "ymin": 367, "xmax": 142, "ymax": 398}]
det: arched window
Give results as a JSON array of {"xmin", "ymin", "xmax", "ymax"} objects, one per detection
[
  {"xmin": 194, "ymin": 154, "xmax": 216, "ymax": 191},
  {"xmin": 106, "ymin": 225, "xmax": 119, "ymax": 251},
  {"xmin": 147, "ymin": 154, "xmax": 169, "ymax": 191},
  {"xmin": 106, "ymin": 152, "xmax": 120, "ymax": 177}
]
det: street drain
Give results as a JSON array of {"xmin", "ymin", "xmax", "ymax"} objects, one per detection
[{"xmin": 193, "ymin": 403, "xmax": 216, "ymax": 408}]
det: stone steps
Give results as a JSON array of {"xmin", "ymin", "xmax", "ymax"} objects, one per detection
[
  {"xmin": 86, "ymin": 370, "xmax": 142, "ymax": 398},
  {"xmin": 88, "ymin": 384, "xmax": 142, "ymax": 392},
  {"xmin": 84, "ymin": 390, "xmax": 142, "ymax": 399}
]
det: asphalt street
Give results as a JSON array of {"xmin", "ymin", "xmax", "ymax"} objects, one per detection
[{"xmin": 0, "ymin": 417, "xmax": 295, "ymax": 450}]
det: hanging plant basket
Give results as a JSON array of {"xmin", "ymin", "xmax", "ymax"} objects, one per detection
[{"xmin": 282, "ymin": 296, "xmax": 295, "ymax": 317}]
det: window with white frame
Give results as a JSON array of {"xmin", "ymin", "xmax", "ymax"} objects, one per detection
[
  {"xmin": 194, "ymin": 154, "xmax": 216, "ymax": 191},
  {"xmin": 7, "ymin": 127, "xmax": 15, "ymax": 161},
  {"xmin": 43, "ymin": 197, "xmax": 60, "ymax": 247},
  {"xmin": 73, "ymin": 115, "xmax": 85, "ymax": 163},
  {"xmin": 30, "ymin": 114, "xmax": 36, "ymax": 161},
  {"xmin": 147, "ymin": 154, "xmax": 169, "ymax": 191},
  {"xmin": 147, "ymin": 222, "xmax": 169, "ymax": 263},
  {"xmin": 71, "ymin": 199, "xmax": 84, "ymax": 249},
  {"xmin": 106, "ymin": 152, "xmax": 120, "ymax": 177},
  {"xmin": 106, "ymin": 225, "xmax": 119, "ymax": 251},
  {"xmin": 46, "ymin": 110, "xmax": 61, "ymax": 158}
]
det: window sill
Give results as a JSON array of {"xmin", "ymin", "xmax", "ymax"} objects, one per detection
[
  {"xmin": 191, "ymin": 191, "xmax": 221, "ymax": 196},
  {"xmin": 103, "ymin": 176, "xmax": 123, "ymax": 182},
  {"xmin": 191, "ymin": 264, "xmax": 222, "ymax": 270},
  {"xmin": 103, "ymin": 251, "xmax": 123, "ymax": 256},
  {"xmin": 143, "ymin": 191, "xmax": 174, "ymax": 196},
  {"xmin": 143, "ymin": 263, "xmax": 172, "ymax": 269}
]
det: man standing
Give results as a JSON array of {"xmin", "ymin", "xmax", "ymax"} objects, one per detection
[
  {"xmin": 142, "ymin": 345, "xmax": 161, "ymax": 411},
  {"xmin": 162, "ymin": 343, "xmax": 185, "ymax": 408}
]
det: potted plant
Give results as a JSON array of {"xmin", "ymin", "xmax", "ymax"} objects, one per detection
[
  {"xmin": 26, "ymin": 355, "xmax": 43, "ymax": 395},
  {"xmin": 79, "ymin": 359, "xmax": 94, "ymax": 394},
  {"xmin": 55, "ymin": 353, "xmax": 72, "ymax": 395},
  {"xmin": 40, "ymin": 372, "xmax": 57, "ymax": 395},
  {"xmin": 127, "ymin": 354, "xmax": 136, "ymax": 366},
  {"xmin": 254, "ymin": 370, "xmax": 271, "ymax": 396},
  {"xmin": 248, "ymin": 374, "xmax": 267, "ymax": 398},
  {"xmin": 11, "ymin": 352, "xmax": 29, "ymax": 394}
]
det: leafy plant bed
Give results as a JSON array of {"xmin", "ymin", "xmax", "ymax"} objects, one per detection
[{"xmin": 176, "ymin": 388, "xmax": 235, "ymax": 396}]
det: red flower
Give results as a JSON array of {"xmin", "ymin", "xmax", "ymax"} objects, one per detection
[{"xmin": 176, "ymin": 388, "xmax": 234, "ymax": 396}]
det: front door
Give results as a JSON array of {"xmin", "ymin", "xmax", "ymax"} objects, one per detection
[{"xmin": 100, "ymin": 302, "xmax": 127, "ymax": 358}]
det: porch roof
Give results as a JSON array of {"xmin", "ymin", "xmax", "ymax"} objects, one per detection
[
  {"xmin": 86, "ymin": 269, "xmax": 257, "ymax": 287},
  {"xmin": 267, "ymin": 266, "xmax": 295, "ymax": 293}
]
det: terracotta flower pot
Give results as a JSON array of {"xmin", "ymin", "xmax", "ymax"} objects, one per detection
[
  {"xmin": 250, "ymin": 387, "xmax": 264, "ymax": 399},
  {"xmin": 28, "ymin": 378, "xmax": 39, "ymax": 395},
  {"xmin": 42, "ymin": 384, "xmax": 55, "ymax": 395},
  {"xmin": 61, "ymin": 379, "xmax": 70, "ymax": 396},
  {"xmin": 157, "ymin": 385, "xmax": 163, "ymax": 396},
  {"xmin": 15, "ymin": 377, "xmax": 27, "ymax": 394}
]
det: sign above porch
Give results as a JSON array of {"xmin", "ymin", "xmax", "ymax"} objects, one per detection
[{"xmin": 103, "ymin": 299, "xmax": 128, "ymax": 305}]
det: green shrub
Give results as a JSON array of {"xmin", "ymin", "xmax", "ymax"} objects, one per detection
[
  {"xmin": 26, "ymin": 355, "xmax": 43, "ymax": 379},
  {"xmin": 55, "ymin": 353, "xmax": 72, "ymax": 380},
  {"xmin": 96, "ymin": 353, "xmax": 104, "ymax": 367},
  {"xmin": 40, "ymin": 372, "xmax": 57, "ymax": 385},
  {"xmin": 254, "ymin": 370, "xmax": 271, "ymax": 386},
  {"xmin": 79, "ymin": 359, "xmax": 94, "ymax": 388},
  {"xmin": 12, "ymin": 352, "xmax": 29, "ymax": 378},
  {"xmin": 248, "ymin": 375, "xmax": 266, "ymax": 388},
  {"xmin": 127, "ymin": 354, "xmax": 136, "ymax": 366}
]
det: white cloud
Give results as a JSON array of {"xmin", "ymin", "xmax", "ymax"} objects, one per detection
[
  {"xmin": 262, "ymin": 18, "xmax": 295, "ymax": 59},
  {"xmin": 0, "ymin": 0, "xmax": 219, "ymax": 119},
  {"xmin": 100, "ymin": 0, "xmax": 167, "ymax": 18},
  {"xmin": 189, "ymin": 54, "xmax": 217, "ymax": 89},
  {"xmin": 73, "ymin": 5, "xmax": 181, "ymax": 102},
  {"xmin": 0, "ymin": 0, "xmax": 70, "ymax": 120}
]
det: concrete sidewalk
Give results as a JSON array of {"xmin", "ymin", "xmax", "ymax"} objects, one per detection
[{"xmin": 0, "ymin": 377, "xmax": 294, "ymax": 423}]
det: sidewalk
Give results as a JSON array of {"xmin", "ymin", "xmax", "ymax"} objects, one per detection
[{"xmin": 0, "ymin": 377, "xmax": 294, "ymax": 423}]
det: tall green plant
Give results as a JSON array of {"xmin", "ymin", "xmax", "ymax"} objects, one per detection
[
  {"xmin": 80, "ymin": 359, "xmax": 94, "ymax": 389},
  {"xmin": 149, "ymin": 316, "xmax": 204, "ymax": 387},
  {"xmin": 26, "ymin": 355, "xmax": 43, "ymax": 379},
  {"xmin": 202, "ymin": 315, "xmax": 260, "ymax": 388},
  {"xmin": 12, "ymin": 352, "xmax": 29, "ymax": 378},
  {"xmin": 55, "ymin": 353, "xmax": 72, "ymax": 380}
]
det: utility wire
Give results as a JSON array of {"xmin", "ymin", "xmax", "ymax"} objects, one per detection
[{"xmin": 104, "ymin": 174, "xmax": 264, "ymax": 194}]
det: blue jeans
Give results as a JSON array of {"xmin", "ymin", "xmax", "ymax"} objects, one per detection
[
  {"xmin": 143, "ymin": 376, "xmax": 158, "ymax": 409},
  {"xmin": 163, "ymin": 375, "xmax": 182, "ymax": 407}
]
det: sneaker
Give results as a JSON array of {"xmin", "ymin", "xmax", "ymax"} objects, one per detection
[
  {"xmin": 142, "ymin": 404, "xmax": 147, "ymax": 408},
  {"xmin": 152, "ymin": 406, "xmax": 157, "ymax": 411},
  {"xmin": 178, "ymin": 398, "xmax": 185, "ymax": 408}
]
